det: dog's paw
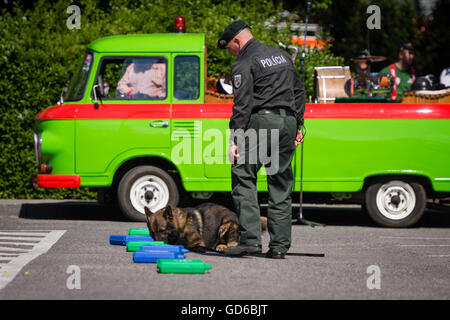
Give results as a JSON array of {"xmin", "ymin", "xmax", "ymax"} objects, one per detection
[{"xmin": 215, "ymin": 244, "xmax": 228, "ymax": 252}]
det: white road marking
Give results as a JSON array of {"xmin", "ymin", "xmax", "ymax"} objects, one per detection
[
  {"xmin": 0, "ymin": 237, "xmax": 44, "ymax": 241},
  {"xmin": 0, "ymin": 231, "xmax": 49, "ymax": 236},
  {"xmin": 398, "ymin": 245, "xmax": 450, "ymax": 247},
  {"xmin": 0, "ymin": 247, "xmax": 29, "ymax": 253},
  {"xmin": 383, "ymin": 237, "xmax": 450, "ymax": 258},
  {"xmin": 381, "ymin": 236, "xmax": 450, "ymax": 240},
  {"xmin": 0, "ymin": 230, "xmax": 66, "ymax": 290}
]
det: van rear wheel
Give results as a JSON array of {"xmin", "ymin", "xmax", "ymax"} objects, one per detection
[
  {"xmin": 365, "ymin": 179, "xmax": 426, "ymax": 227},
  {"xmin": 117, "ymin": 166, "xmax": 179, "ymax": 221}
]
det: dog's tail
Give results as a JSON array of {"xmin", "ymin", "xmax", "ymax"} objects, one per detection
[{"xmin": 260, "ymin": 216, "xmax": 268, "ymax": 232}]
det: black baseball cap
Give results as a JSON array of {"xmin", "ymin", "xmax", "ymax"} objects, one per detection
[
  {"xmin": 398, "ymin": 42, "xmax": 414, "ymax": 54},
  {"xmin": 218, "ymin": 20, "xmax": 250, "ymax": 49}
]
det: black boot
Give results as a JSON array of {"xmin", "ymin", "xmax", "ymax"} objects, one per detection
[
  {"xmin": 265, "ymin": 249, "xmax": 285, "ymax": 259},
  {"xmin": 224, "ymin": 244, "xmax": 262, "ymax": 256}
]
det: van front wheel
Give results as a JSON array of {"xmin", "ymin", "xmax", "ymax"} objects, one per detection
[
  {"xmin": 365, "ymin": 180, "xmax": 426, "ymax": 227},
  {"xmin": 117, "ymin": 166, "xmax": 179, "ymax": 221}
]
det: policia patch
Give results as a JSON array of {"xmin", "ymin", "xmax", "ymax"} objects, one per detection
[{"xmin": 233, "ymin": 74, "xmax": 242, "ymax": 89}]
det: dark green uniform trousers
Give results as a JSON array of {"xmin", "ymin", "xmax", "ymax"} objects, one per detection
[{"xmin": 231, "ymin": 110, "xmax": 297, "ymax": 253}]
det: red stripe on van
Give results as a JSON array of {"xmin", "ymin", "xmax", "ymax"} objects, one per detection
[
  {"xmin": 36, "ymin": 103, "xmax": 171, "ymax": 120},
  {"xmin": 172, "ymin": 103, "xmax": 450, "ymax": 119},
  {"xmin": 172, "ymin": 103, "xmax": 232, "ymax": 119},
  {"xmin": 36, "ymin": 103, "xmax": 450, "ymax": 120},
  {"xmin": 304, "ymin": 103, "xmax": 450, "ymax": 119}
]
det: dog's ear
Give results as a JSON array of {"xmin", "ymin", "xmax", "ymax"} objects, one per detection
[
  {"xmin": 144, "ymin": 206, "xmax": 155, "ymax": 228},
  {"xmin": 163, "ymin": 206, "xmax": 173, "ymax": 221},
  {"xmin": 144, "ymin": 206, "xmax": 154, "ymax": 218}
]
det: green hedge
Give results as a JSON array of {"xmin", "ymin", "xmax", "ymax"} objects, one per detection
[{"xmin": 0, "ymin": 0, "xmax": 343, "ymax": 199}]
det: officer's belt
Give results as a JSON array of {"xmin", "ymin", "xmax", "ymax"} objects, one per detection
[{"xmin": 255, "ymin": 107, "xmax": 296, "ymax": 117}]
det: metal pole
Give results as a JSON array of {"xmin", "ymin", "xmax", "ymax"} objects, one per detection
[
  {"xmin": 300, "ymin": 0, "xmax": 312, "ymax": 79},
  {"xmin": 295, "ymin": 0, "xmax": 325, "ymax": 228}
]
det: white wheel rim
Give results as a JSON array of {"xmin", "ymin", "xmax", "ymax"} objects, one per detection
[
  {"xmin": 129, "ymin": 175, "xmax": 170, "ymax": 215},
  {"xmin": 375, "ymin": 181, "xmax": 416, "ymax": 220}
]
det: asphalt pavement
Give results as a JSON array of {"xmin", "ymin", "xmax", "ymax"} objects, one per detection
[{"xmin": 0, "ymin": 199, "xmax": 449, "ymax": 301}]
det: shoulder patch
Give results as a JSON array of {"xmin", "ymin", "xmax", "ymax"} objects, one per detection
[{"xmin": 233, "ymin": 74, "xmax": 242, "ymax": 89}]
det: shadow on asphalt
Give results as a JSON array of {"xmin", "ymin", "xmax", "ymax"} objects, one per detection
[
  {"xmin": 18, "ymin": 201, "xmax": 450, "ymax": 227},
  {"xmin": 291, "ymin": 206, "xmax": 376, "ymax": 227},
  {"xmin": 19, "ymin": 201, "xmax": 127, "ymax": 221},
  {"xmin": 290, "ymin": 205, "xmax": 450, "ymax": 228}
]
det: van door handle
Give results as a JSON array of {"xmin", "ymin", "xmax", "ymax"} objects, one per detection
[{"xmin": 150, "ymin": 121, "xmax": 169, "ymax": 128}]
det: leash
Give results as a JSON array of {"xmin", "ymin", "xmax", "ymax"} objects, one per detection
[
  {"xmin": 286, "ymin": 252, "xmax": 325, "ymax": 257},
  {"xmin": 190, "ymin": 246, "xmax": 218, "ymax": 253},
  {"xmin": 192, "ymin": 245, "xmax": 325, "ymax": 258}
]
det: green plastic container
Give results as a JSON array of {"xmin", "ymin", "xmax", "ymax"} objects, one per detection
[
  {"xmin": 126, "ymin": 241, "xmax": 165, "ymax": 252},
  {"xmin": 128, "ymin": 228, "xmax": 151, "ymax": 236},
  {"xmin": 156, "ymin": 259, "xmax": 212, "ymax": 274}
]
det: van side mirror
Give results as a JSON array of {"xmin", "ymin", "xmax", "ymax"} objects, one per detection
[{"xmin": 57, "ymin": 87, "xmax": 68, "ymax": 105}]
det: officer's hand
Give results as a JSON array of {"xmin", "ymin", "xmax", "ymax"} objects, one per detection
[
  {"xmin": 294, "ymin": 129, "xmax": 304, "ymax": 147},
  {"xmin": 228, "ymin": 144, "xmax": 240, "ymax": 164}
]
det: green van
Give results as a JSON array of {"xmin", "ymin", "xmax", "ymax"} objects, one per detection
[{"xmin": 32, "ymin": 32, "xmax": 450, "ymax": 227}]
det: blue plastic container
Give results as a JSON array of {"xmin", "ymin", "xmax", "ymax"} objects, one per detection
[
  {"xmin": 140, "ymin": 244, "xmax": 189, "ymax": 254},
  {"xmin": 109, "ymin": 235, "xmax": 155, "ymax": 245},
  {"xmin": 133, "ymin": 251, "xmax": 186, "ymax": 263}
]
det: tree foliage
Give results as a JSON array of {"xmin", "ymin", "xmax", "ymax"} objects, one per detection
[
  {"xmin": 280, "ymin": 0, "xmax": 450, "ymax": 77},
  {"xmin": 0, "ymin": 0, "xmax": 343, "ymax": 199}
]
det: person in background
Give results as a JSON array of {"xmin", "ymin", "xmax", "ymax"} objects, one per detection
[
  {"xmin": 351, "ymin": 49, "xmax": 371, "ymax": 77},
  {"xmin": 349, "ymin": 49, "xmax": 372, "ymax": 97},
  {"xmin": 380, "ymin": 42, "xmax": 415, "ymax": 100},
  {"xmin": 117, "ymin": 60, "xmax": 166, "ymax": 99}
]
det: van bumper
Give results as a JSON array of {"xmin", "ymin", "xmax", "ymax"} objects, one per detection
[{"xmin": 31, "ymin": 174, "xmax": 81, "ymax": 188}]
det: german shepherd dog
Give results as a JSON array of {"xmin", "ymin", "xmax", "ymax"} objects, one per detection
[{"xmin": 145, "ymin": 202, "xmax": 267, "ymax": 252}]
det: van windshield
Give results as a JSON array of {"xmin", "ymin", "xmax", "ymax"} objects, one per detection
[{"xmin": 65, "ymin": 52, "xmax": 93, "ymax": 101}]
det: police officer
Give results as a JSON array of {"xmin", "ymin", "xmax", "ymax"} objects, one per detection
[{"xmin": 218, "ymin": 20, "xmax": 305, "ymax": 259}]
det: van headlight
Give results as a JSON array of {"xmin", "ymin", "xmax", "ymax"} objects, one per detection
[{"xmin": 33, "ymin": 132, "xmax": 42, "ymax": 167}]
